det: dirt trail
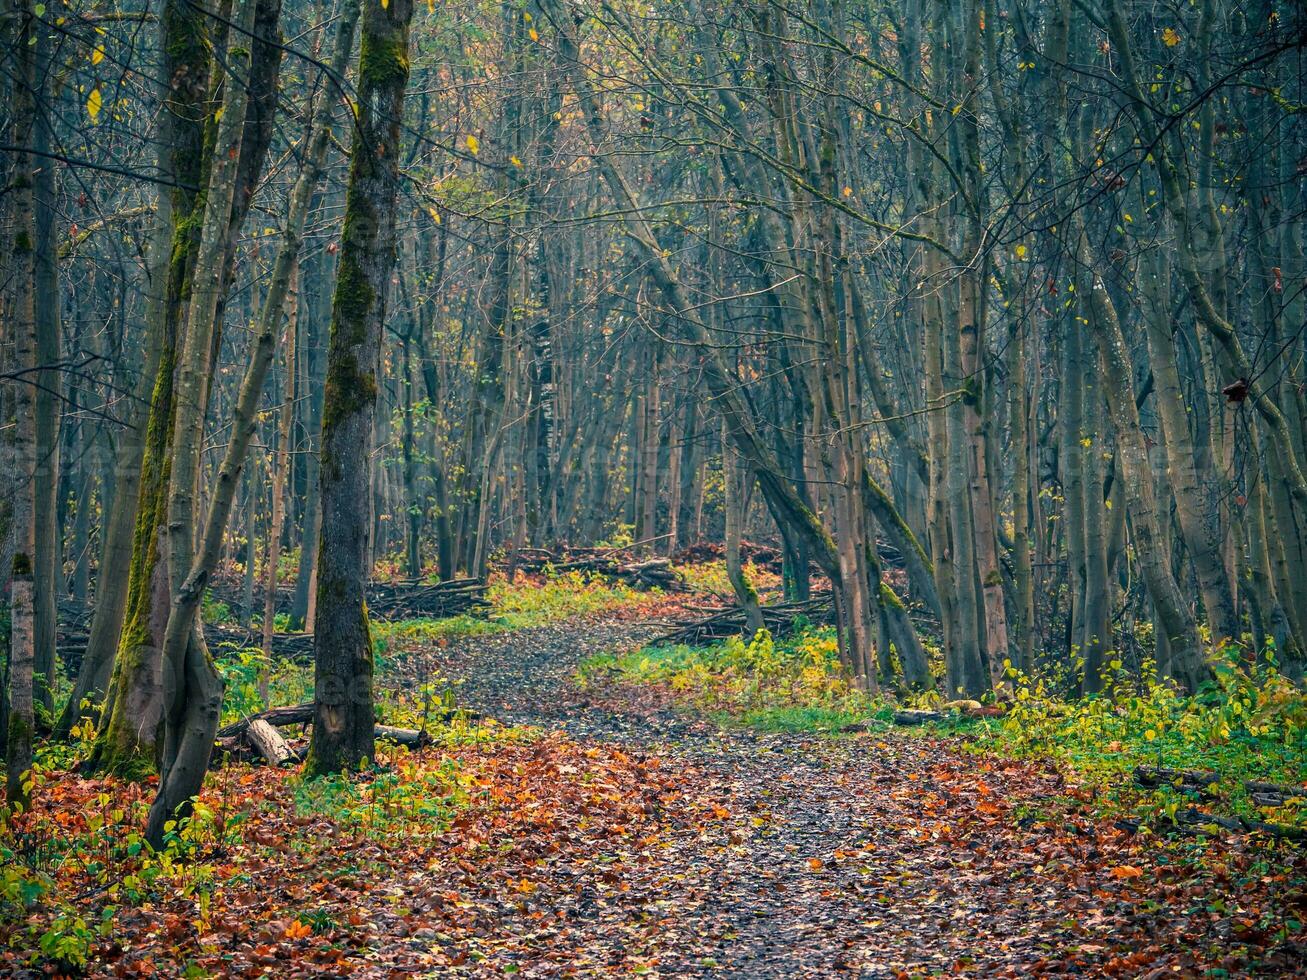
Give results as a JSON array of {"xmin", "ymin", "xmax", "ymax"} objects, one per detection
[{"xmin": 396, "ymin": 618, "xmax": 1299, "ymax": 978}]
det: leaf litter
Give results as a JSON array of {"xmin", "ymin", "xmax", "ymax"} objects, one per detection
[{"xmin": 3, "ymin": 616, "xmax": 1303, "ymax": 977}]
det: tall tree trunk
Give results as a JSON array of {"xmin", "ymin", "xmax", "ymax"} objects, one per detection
[
  {"xmin": 263, "ymin": 263, "xmax": 300, "ymax": 687},
  {"xmin": 90, "ymin": 0, "xmax": 212, "ymax": 775},
  {"xmin": 1081, "ymin": 235, "xmax": 1207, "ymax": 691},
  {"xmin": 723, "ymin": 420, "xmax": 765, "ymax": 635},
  {"xmin": 306, "ymin": 0, "xmax": 414, "ymax": 776},
  {"xmin": 6, "ymin": 0, "xmax": 38, "ymax": 793},
  {"xmin": 31, "ymin": 56, "xmax": 61, "ymax": 716}
]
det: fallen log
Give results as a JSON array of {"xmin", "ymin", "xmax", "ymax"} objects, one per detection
[
  {"xmin": 1133, "ymin": 765, "xmax": 1221, "ymax": 790},
  {"xmin": 218, "ymin": 703, "xmax": 313, "ymax": 739},
  {"xmin": 218, "ymin": 702, "xmax": 483, "ymax": 741},
  {"xmin": 375, "ymin": 724, "xmax": 429, "ymax": 748},
  {"xmin": 246, "ymin": 719, "xmax": 296, "ymax": 766},
  {"xmin": 1134, "ymin": 767, "xmax": 1303, "ymax": 806},
  {"xmin": 891, "ymin": 710, "xmax": 946, "ymax": 725}
]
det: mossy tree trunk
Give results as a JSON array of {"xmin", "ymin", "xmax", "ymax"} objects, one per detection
[
  {"xmin": 305, "ymin": 0, "xmax": 415, "ymax": 777},
  {"xmin": 144, "ymin": 0, "xmax": 358, "ymax": 844},
  {"xmin": 145, "ymin": 0, "xmax": 260, "ymax": 847},
  {"xmin": 93, "ymin": 0, "xmax": 285, "ymax": 777},
  {"xmin": 89, "ymin": 0, "xmax": 212, "ymax": 776}
]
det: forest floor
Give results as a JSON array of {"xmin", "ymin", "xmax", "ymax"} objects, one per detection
[{"xmin": 4, "ymin": 607, "xmax": 1305, "ymax": 977}]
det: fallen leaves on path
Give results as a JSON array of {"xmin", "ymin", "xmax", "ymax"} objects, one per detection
[{"xmin": 4, "ymin": 620, "xmax": 1303, "ymax": 977}]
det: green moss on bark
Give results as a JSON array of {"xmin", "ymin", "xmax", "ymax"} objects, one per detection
[
  {"xmin": 359, "ymin": 31, "xmax": 410, "ymax": 88},
  {"xmin": 321, "ymin": 253, "xmax": 379, "ymax": 443}
]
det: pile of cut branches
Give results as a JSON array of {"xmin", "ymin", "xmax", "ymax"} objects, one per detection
[
  {"xmin": 503, "ymin": 547, "xmax": 685, "ymax": 591},
  {"xmin": 652, "ymin": 594, "xmax": 835, "ymax": 646},
  {"xmin": 366, "ymin": 577, "xmax": 489, "ymax": 619}
]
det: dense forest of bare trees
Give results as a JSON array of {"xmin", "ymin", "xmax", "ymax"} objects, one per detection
[{"xmin": 1, "ymin": 0, "xmax": 1304, "ymax": 839}]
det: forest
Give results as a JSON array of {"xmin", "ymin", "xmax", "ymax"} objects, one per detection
[{"xmin": 0, "ymin": 0, "xmax": 1305, "ymax": 973}]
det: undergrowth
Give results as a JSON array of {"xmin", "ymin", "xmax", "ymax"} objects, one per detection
[
  {"xmin": 485, "ymin": 569, "xmax": 643, "ymax": 628},
  {"xmin": 579, "ymin": 628, "xmax": 872, "ymax": 731},
  {"xmin": 586, "ymin": 627, "xmax": 1307, "ymax": 831}
]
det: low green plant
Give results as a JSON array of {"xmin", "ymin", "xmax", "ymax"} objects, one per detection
[
  {"xmin": 487, "ymin": 570, "xmax": 642, "ymax": 629},
  {"xmin": 582, "ymin": 627, "xmax": 875, "ymax": 728},
  {"xmin": 292, "ymin": 754, "xmax": 464, "ymax": 841},
  {"xmin": 958, "ymin": 650, "xmax": 1307, "ymax": 828}
]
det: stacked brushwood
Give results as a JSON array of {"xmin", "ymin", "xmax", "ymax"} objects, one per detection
[
  {"xmin": 205, "ymin": 626, "xmax": 316, "ymax": 661},
  {"xmin": 213, "ymin": 702, "xmax": 483, "ymax": 767},
  {"xmin": 58, "ymin": 578, "xmax": 490, "ymax": 670},
  {"xmin": 55, "ymin": 623, "xmax": 319, "ymax": 671},
  {"xmin": 365, "ymin": 577, "xmax": 489, "ymax": 619},
  {"xmin": 502, "ymin": 547, "xmax": 685, "ymax": 591},
  {"xmin": 652, "ymin": 595, "xmax": 835, "ymax": 646},
  {"xmin": 671, "ymin": 538, "xmax": 903, "ymax": 573},
  {"xmin": 202, "ymin": 576, "xmax": 490, "ymax": 623}
]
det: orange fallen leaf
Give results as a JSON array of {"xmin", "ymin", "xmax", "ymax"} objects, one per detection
[
  {"xmin": 808, "ymin": 858, "xmax": 824, "ymax": 871},
  {"xmin": 284, "ymin": 920, "xmax": 312, "ymax": 940},
  {"xmin": 1108, "ymin": 865, "xmax": 1144, "ymax": 880}
]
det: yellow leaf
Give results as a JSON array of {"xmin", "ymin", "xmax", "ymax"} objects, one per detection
[
  {"xmin": 381, "ymin": 0, "xmax": 389, "ymax": 9},
  {"xmin": 1161, "ymin": 27, "xmax": 1180, "ymax": 47},
  {"xmin": 842, "ymin": 186, "xmax": 852, "ymax": 197},
  {"xmin": 466, "ymin": 134, "xmax": 480, "ymax": 155},
  {"xmin": 529, "ymin": 27, "xmax": 539, "ymax": 42},
  {"xmin": 91, "ymin": 45, "xmax": 105, "ymax": 65},
  {"xmin": 86, "ymin": 88, "xmax": 102, "ymax": 123},
  {"xmin": 510, "ymin": 155, "xmax": 523, "ymax": 168},
  {"xmin": 1014, "ymin": 244, "xmax": 1027, "ymax": 259}
]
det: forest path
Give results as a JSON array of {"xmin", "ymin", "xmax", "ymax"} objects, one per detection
[{"xmin": 389, "ymin": 617, "xmax": 1251, "ymax": 978}]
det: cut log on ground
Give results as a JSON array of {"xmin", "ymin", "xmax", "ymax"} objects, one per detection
[
  {"xmin": 375, "ymin": 724, "xmax": 429, "ymax": 748},
  {"xmin": 245, "ymin": 718, "xmax": 296, "ymax": 766},
  {"xmin": 218, "ymin": 701, "xmax": 483, "ymax": 742}
]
